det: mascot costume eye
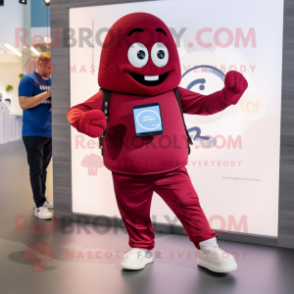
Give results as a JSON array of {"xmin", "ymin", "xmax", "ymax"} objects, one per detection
[{"xmin": 67, "ymin": 12, "xmax": 248, "ymax": 273}]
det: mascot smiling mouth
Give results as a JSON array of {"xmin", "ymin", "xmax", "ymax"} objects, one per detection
[{"xmin": 129, "ymin": 72, "xmax": 169, "ymax": 86}]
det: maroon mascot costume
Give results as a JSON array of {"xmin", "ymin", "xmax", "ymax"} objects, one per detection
[{"xmin": 67, "ymin": 12, "xmax": 248, "ymax": 273}]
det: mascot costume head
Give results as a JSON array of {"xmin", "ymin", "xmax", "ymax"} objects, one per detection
[{"xmin": 98, "ymin": 12, "xmax": 181, "ymax": 96}]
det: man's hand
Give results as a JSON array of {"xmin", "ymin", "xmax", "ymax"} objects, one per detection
[
  {"xmin": 223, "ymin": 71, "xmax": 248, "ymax": 105},
  {"xmin": 78, "ymin": 110, "xmax": 107, "ymax": 138},
  {"xmin": 47, "ymin": 86, "xmax": 52, "ymax": 97}
]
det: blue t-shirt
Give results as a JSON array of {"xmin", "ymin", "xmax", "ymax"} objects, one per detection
[{"xmin": 18, "ymin": 70, "xmax": 52, "ymax": 138}]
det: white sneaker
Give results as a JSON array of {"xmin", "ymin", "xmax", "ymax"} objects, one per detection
[
  {"xmin": 121, "ymin": 248, "xmax": 153, "ymax": 270},
  {"xmin": 34, "ymin": 206, "xmax": 53, "ymax": 220},
  {"xmin": 43, "ymin": 198, "xmax": 53, "ymax": 209},
  {"xmin": 197, "ymin": 237, "xmax": 237, "ymax": 273}
]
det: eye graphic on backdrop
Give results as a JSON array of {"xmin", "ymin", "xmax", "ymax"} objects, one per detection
[
  {"xmin": 181, "ymin": 65, "xmax": 225, "ymax": 92},
  {"xmin": 127, "ymin": 43, "xmax": 149, "ymax": 68},
  {"xmin": 181, "ymin": 66, "xmax": 226, "ymax": 146}
]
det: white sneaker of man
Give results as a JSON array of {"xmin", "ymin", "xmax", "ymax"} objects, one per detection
[
  {"xmin": 121, "ymin": 248, "xmax": 153, "ymax": 270},
  {"xmin": 42, "ymin": 198, "xmax": 53, "ymax": 209},
  {"xmin": 197, "ymin": 237, "xmax": 237, "ymax": 273},
  {"xmin": 33, "ymin": 198, "xmax": 53, "ymax": 209},
  {"xmin": 34, "ymin": 206, "xmax": 53, "ymax": 220}
]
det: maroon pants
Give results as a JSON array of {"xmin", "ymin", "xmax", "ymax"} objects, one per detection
[{"xmin": 112, "ymin": 166, "xmax": 218, "ymax": 250}]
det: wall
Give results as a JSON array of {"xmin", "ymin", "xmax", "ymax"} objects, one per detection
[
  {"xmin": 0, "ymin": 0, "xmax": 31, "ymax": 48},
  {"xmin": 31, "ymin": 0, "xmax": 50, "ymax": 28},
  {"xmin": 0, "ymin": 63, "xmax": 23, "ymax": 115},
  {"xmin": 0, "ymin": 0, "xmax": 31, "ymax": 96},
  {"xmin": 31, "ymin": 0, "xmax": 51, "ymax": 42}
]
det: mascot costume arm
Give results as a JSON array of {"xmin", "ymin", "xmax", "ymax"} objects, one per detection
[{"xmin": 179, "ymin": 70, "xmax": 248, "ymax": 115}]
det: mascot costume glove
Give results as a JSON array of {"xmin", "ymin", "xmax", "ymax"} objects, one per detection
[
  {"xmin": 69, "ymin": 108, "xmax": 107, "ymax": 138},
  {"xmin": 223, "ymin": 70, "xmax": 248, "ymax": 105}
]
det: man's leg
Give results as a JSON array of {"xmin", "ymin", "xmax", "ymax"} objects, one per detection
[
  {"xmin": 111, "ymin": 171, "xmax": 155, "ymax": 250},
  {"xmin": 22, "ymin": 136, "xmax": 47, "ymax": 208},
  {"xmin": 41, "ymin": 138, "xmax": 52, "ymax": 198},
  {"xmin": 154, "ymin": 166, "xmax": 218, "ymax": 250}
]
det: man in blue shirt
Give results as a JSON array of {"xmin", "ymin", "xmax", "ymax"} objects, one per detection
[{"xmin": 18, "ymin": 52, "xmax": 53, "ymax": 220}]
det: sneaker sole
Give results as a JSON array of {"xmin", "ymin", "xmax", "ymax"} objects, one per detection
[
  {"xmin": 121, "ymin": 257, "xmax": 154, "ymax": 270},
  {"xmin": 34, "ymin": 210, "xmax": 53, "ymax": 220},
  {"xmin": 197, "ymin": 258, "xmax": 238, "ymax": 273}
]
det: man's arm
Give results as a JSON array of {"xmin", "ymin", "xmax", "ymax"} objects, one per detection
[
  {"xmin": 178, "ymin": 71, "xmax": 248, "ymax": 115},
  {"xmin": 19, "ymin": 86, "xmax": 51, "ymax": 110}
]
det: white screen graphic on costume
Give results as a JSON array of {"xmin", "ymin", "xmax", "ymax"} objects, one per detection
[{"xmin": 133, "ymin": 104, "xmax": 163, "ymax": 135}]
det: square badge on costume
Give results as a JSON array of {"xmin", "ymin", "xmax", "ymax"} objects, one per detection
[{"xmin": 133, "ymin": 103, "xmax": 164, "ymax": 136}]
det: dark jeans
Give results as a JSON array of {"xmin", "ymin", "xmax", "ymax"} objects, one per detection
[{"xmin": 22, "ymin": 136, "xmax": 52, "ymax": 208}]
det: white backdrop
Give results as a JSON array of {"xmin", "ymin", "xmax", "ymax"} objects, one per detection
[{"xmin": 69, "ymin": 0, "xmax": 283, "ymax": 237}]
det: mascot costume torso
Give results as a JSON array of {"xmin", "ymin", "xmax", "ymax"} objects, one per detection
[{"xmin": 67, "ymin": 12, "xmax": 248, "ymax": 273}]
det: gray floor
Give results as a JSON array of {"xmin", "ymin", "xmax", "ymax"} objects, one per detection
[{"xmin": 1, "ymin": 140, "xmax": 294, "ymax": 294}]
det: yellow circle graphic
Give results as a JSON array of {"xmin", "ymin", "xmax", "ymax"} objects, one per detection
[
  {"xmin": 246, "ymin": 101, "xmax": 259, "ymax": 113},
  {"xmin": 240, "ymin": 94, "xmax": 264, "ymax": 119}
]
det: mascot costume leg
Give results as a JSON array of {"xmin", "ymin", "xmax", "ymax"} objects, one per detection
[{"xmin": 67, "ymin": 12, "xmax": 248, "ymax": 273}]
